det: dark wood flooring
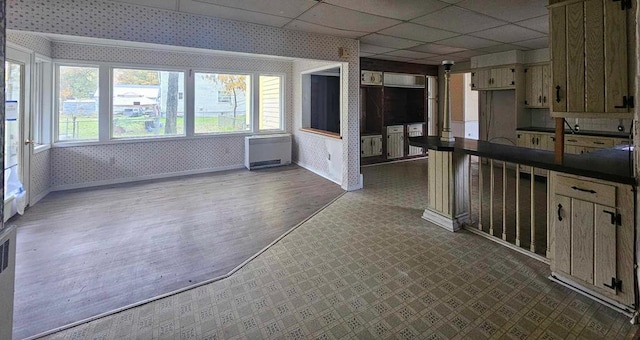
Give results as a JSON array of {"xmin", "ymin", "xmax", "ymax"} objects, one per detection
[{"xmin": 11, "ymin": 165, "xmax": 344, "ymax": 339}]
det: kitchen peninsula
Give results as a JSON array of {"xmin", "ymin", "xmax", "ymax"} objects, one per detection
[{"xmin": 410, "ymin": 135, "xmax": 637, "ymax": 321}]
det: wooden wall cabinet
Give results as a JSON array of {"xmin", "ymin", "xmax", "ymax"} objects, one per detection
[
  {"xmin": 549, "ymin": 173, "xmax": 634, "ymax": 307},
  {"xmin": 471, "ymin": 66, "xmax": 516, "ymax": 90},
  {"xmin": 524, "ymin": 64, "xmax": 550, "ymax": 108},
  {"xmin": 550, "ymin": 0, "xmax": 635, "ymax": 118}
]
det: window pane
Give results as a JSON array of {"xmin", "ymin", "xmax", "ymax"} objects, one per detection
[
  {"xmin": 58, "ymin": 66, "xmax": 99, "ymax": 141},
  {"xmin": 259, "ymin": 75, "xmax": 282, "ymax": 130},
  {"xmin": 112, "ymin": 68, "xmax": 185, "ymax": 139},
  {"xmin": 194, "ymin": 73, "xmax": 251, "ymax": 134}
]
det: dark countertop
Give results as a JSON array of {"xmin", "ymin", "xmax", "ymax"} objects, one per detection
[
  {"xmin": 409, "ymin": 136, "xmax": 635, "ymax": 185},
  {"xmin": 517, "ymin": 127, "xmax": 632, "ymax": 139}
]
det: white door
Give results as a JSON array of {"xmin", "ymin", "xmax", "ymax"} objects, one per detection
[{"xmin": 5, "ymin": 48, "xmax": 32, "ymax": 220}]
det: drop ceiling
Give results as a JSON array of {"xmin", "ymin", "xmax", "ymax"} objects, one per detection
[{"xmin": 108, "ymin": 0, "xmax": 549, "ymax": 65}]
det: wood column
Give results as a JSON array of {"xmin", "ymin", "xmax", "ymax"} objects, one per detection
[{"xmin": 555, "ymin": 118, "xmax": 564, "ymax": 163}]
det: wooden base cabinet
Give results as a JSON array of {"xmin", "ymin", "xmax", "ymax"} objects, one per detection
[
  {"xmin": 361, "ymin": 135, "xmax": 382, "ymax": 157},
  {"xmin": 549, "ymin": 172, "xmax": 634, "ymax": 307},
  {"xmin": 386, "ymin": 125, "xmax": 404, "ymax": 159}
]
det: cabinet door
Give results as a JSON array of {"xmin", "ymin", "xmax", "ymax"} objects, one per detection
[
  {"xmin": 525, "ymin": 66, "xmax": 539, "ymax": 107},
  {"xmin": 541, "ymin": 64, "xmax": 550, "ymax": 107},
  {"xmin": 594, "ymin": 205, "xmax": 617, "ymax": 298},
  {"xmin": 371, "ymin": 136, "xmax": 383, "ymax": 156},
  {"xmin": 566, "ymin": 2, "xmax": 585, "ymax": 113},
  {"xmin": 472, "ymin": 69, "xmax": 491, "ymax": 90},
  {"xmin": 491, "ymin": 67, "xmax": 514, "ymax": 88},
  {"xmin": 553, "ymin": 195, "xmax": 572, "ymax": 275},
  {"xmin": 571, "ymin": 199, "xmax": 595, "ymax": 284},
  {"xmin": 603, "ymin": 0, "xmax": 629, "ymax": 114},
  {"xmin": 551, "ymin": 5, "xmax": 567, "ymax": 112},
  {"xmin": 387, "ymin": 132, "xmax": 404, "ymax": 159},
  {"xmin": 516, "ymin": 133, "xmax": 528, "ymax": 148},
  {"xmin": 361, "ymin": 136, "xmax": 372, "ymax": 157}
]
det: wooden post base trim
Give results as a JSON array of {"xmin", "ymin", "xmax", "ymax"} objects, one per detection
[{"xmin": 422, "ymin": 208, "xmax": 468, "ymax": 232}]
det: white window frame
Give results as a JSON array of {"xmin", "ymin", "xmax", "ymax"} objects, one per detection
[
  {"xmin": 54, "ymin": 62, "xmax": 102, "ymax": 142},
  {"xmin": 33, "ymin": 54, "xmax": 53, "ymax": 153},
  {"xmin": 52, "ymin": 61, "xmax": 286, "ymax": 146},
  {"xmin": 256, "ymin": 73, "xmax": 286, "ymax": 133},
  {"xmin": 109, "ymin": 66, "xmax": 188, "ymax": 140},
  {"xmin": 192, "ymin": 69, "xmax": 254, "ymax": 136}
]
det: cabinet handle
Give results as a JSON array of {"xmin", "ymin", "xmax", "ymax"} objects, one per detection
[
  {"xmin": 538, "ymin": 95, "xmax": 542, "ymax": 103},
  {"xmin": 555, "ymin": 86, "xmax": 561, "ymax": 103},
  {"xmin": 531, "ymin": 137, "xmax": 535, "ymax": 144},
  {"xmin": 567, "ymin": 139, "xmax": 578, "ymax": 142},
  {"xmin": 543, "ymin": 96, "xmax": 546, "ymax": 103},
  {"xmin": 593, "ymin": 141, "xmax": 605, "ymax": 145},
  {"xmin": 571, "ymin": 186, "xmax": 596, "ymax": 194},
  {"xmin": 557, "ymin": 204, "xmax": 563, "ymax": 221},
  {"xmin": 536, "ymin": 137, "xmax": 540, "ymax": 144},
  {"xmin": 614, "ymin": 96, "xmax": 628, "ymax": 109}
]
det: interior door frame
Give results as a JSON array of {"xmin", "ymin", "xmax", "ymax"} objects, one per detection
[{"xmin": 6, "ymin": 45, "xmax": 32, "ymax": 207}]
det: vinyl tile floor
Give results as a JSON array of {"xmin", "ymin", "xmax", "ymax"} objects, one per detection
[{"xmin": 40, "ymin": 159, "xmax": 640, "ymax": 339}]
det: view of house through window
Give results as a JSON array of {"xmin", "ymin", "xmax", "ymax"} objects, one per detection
[
  {"xmin": 112, "ymin": 68, "xmax": 185, "ymax": 138},
  {"xmin": 57, "ymin": 66, "xmax": 99, "ymax": 140},
  {"xmin": 194, "ymin": 72, "xmax": 251, "ymax": 134},
  {"xmin": 259, "ymin": 75, "xmax": 282, "ymax": 130}
]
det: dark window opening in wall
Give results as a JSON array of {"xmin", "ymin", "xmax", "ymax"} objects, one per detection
[
  {"xmin": 310, "ymin": 74, "xmax": 340, "ymax": 134},
  {"xmin": 302, "ymin": 66, "xmax": 341, "ymax": 137}
]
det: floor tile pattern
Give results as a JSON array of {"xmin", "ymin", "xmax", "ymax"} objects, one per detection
[{"xmin": 41, "ymin": 159, "xmax": 639, "ymax": 339}]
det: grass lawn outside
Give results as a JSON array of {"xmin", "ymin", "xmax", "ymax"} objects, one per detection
[{"xmin": 58, "ymin": 114, "xmax": 249, "ymax": 140}]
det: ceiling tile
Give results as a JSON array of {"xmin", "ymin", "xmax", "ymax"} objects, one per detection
[
  {"xmin": 477, "ymin": 44, "xmax": 523, "ymax": 53},
  {"xmin": 470, "ymin": 24, "xmax": 545, "ymax": 43},
  {"xmin": 180, "ymin": 1, "xmax": 291, "ymax": 26},
  {"xmin": 411, "ymin": 6, "xmax": 507, "ymax": 34},
  {"xmin": 378, "ymin": 23, "xmax": 459, "ymax": 43},
  {"xmin": 297, "ymin": 3, "xmax": 401, "ymax": 32},
  {"xmin": 513, "ymin": 37, "xmax": 549, "ymax": 49},
  {"xmin": 409, "ymin": 43, "xmax": 467, "ymax": 54},
  {"xmin": 111, "ymin": 0, "xmax": 177, "ymax": 9},
  {"xmin": 439, "ymin": 0, "xmax": 464, "ymax": 3},
  {"xmin": 284, "ymin": 20, "xmax": 366, "ymax": 39},
  {"xmin": 456, "ymin": 0, "xmax": 548, "ymax": 22},
  {"xmin": 445, "ymin": 49, "xmax": 486, "ymax": 59},
  {"xmin": 410, "ymin": 58, "xmax": 441, "ymax": 65},
  {"xmin": 192, "ymin": 0, "xmax": 317, "ymax": 18},
  {"xmin": 434, "ymin": 35, "xmax": 501, "ymax": 49},
  {"xmin": 370, "ymin": 55, "xmax": 415, "ymax": 62},
  {"xmin": 324, "ymin": 0, "xmax": 449, "ymax": 20},
  {"xmin": 360, "ymin": 43, "xmax": 396, "ymax": 54},
  {"xmin": 385, "ymin": 50, "xmax": 437, "ymax": 59},
  {"xmin": 359, "ymin": 34, "xmax": 423, "ymax": 49},
  {"xmin": 515, "ymin": 15, "xmax": 549, "ymax": 34}
]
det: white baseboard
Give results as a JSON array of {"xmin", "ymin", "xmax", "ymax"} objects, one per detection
[
  {"xmin": 294, "ymin": 161, "xmax": 342, "ymax": 186},
  {"xmin": 421, "ymin": 208, "xmax": 468, "ymax": 232},
  {"xmin": 51, "ymin": 164, "xmax": 245, "ymax": 192}
]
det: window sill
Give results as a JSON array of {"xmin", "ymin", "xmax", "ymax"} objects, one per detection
[
  {"xmin": 34, "ymin": 144, "xmax": 52, "ymax": 154},
  {"xmin": 299, "ymin": 128, "xmax": 342, "ymax": 139}
]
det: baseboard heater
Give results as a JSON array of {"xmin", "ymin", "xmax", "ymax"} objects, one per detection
[{"xmin": 244, "ymin": 134, "xmax": 292, "ymax": 170}]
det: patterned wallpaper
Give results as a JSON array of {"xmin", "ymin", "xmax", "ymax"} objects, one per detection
[
  {"xmin": 8, "ymin": 0, "xmax": 361, "ymax": 190},
  {"xmin": 52, "ymin": 136, "xmax": 244, "ymax": 188},
  {"xmin": 30, "ymin": 149, "xmax": 50, "ymax": 201},
  {"xmin": 1, "ymin": 1, "xmax": 5, "ymax": 225},
  {"xmin": 6, "ymin": 30, "xmax": 52, "ymax": 57}
]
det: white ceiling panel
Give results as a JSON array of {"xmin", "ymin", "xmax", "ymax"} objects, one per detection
[
  {"xmin": 378, "ymin": 23, "xmax": 459, "ymax": 43},
  {"xmin": 109, "ymin": 0, "xmax": 177, "ymax": 10},
  {"xmin": 409, "ymin": 43, "xmax": 467, "ymax": 55},
  {"xmin": 360, "ymin": 43, "xmax": 397, "ymax": 54},
  {"xmin": 411, "ymin": 6, "xmax": 507, "ymax": 34},
  {"xmin": 470, "ymin": 24, "xmax": 545, "ymax": 43},
  {"xmin": 284, "ymin": 20, "xmax": 367, "ymax": 39},
  {"xmin": 439, "ymin": 0, "xmax": 464, "ymax": 3},
  {"xmin": 457, "ymin": 0, "xmax": 548, "ymax": 23},
  {"xmin": 180, "ymin": 1, "xmax": 291, "ymax": 26},
  {"xmin": 515, "ymin": 15, "xmax": 549, "ymax": 34},
  {"xmin": 410, "ymin": 58, "xmax": 441, "ymax": 65},
  {"xmin": 435, "ymin": 35, "xmax": 500, "ymax": 49},
  {"xmin": 513, "ymin": 37, "xmax": 549, "ymax": 49},
  {"xmin": 359, "ymin": 34, "xmax": 423, "ymax": 49},
  {"xmin": 477, "ymin": 44, "xmax": 523, "ymax": 53},
  {"xmin": 323, "ymin": 0, "xmax": 449, "ymax": 20},
  {"xmin": 193, "ymin": 0, "xmax": 317, "ymax": 18},
  {"xmin": 370, "ymin": 55, "xmax": 415, "ymax": 62},
  {"xmin": 385, "ymin": 50, "xmax": 437, "ymax": 59},
  {"xmin": 297, "ymin": 3, "xmax": 401, "ymax": 32},
  {"xmin": 444, "ymin": 49, "xmax": 486, "ymax": 59}
]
